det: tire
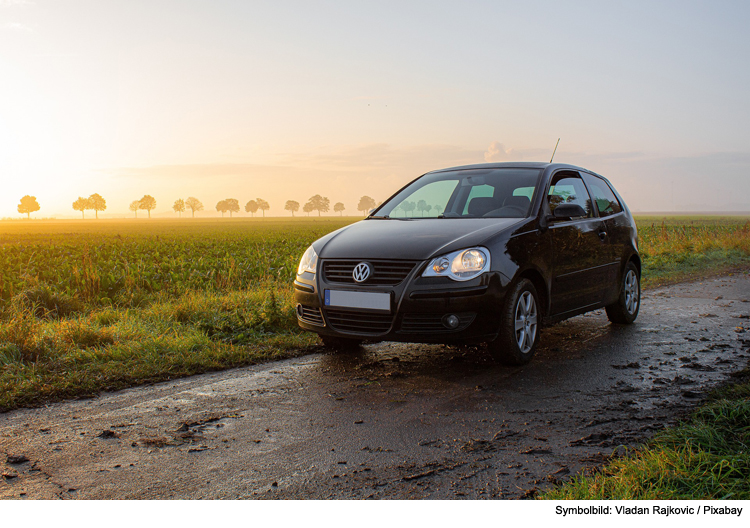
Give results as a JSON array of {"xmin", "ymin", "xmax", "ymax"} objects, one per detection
[
  {"xmin": 605, "ymin": 261, "xmax": 640, "ymax": 324},
  {"xmin": 487, "ymin": 278, "xmax": 540, "ymax": 365},
  {"xmin": 320, "ymin": 334, "xmax": 363, "ymax": 350}
]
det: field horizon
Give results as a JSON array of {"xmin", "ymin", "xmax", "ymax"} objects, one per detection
[{"xmin": 2, "ymin": 211, "xmax": 750, "ymax": 224}]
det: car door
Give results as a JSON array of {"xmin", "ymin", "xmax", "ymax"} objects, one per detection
[
  {"xmin": 546, "ymin": 171, "xmax": 611, "ymax": 315},
  {"xmin": 581, "ymin": 172, "xmax": 627, "ymax": 300}
]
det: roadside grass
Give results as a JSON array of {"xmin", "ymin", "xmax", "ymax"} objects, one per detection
[
  {"xmin": 0, "ymin": 215, "xmax": 749, "ymax": 412},
  {"xmin": 541, "ymin": 366, "xmax": 750, "ymax": 499},
  {"xmin": 637, "ymin": 216, "xmax": 750, "ymax": 288},
  {"xmin": 0, "ymin": 285, "xmax": 316, "ymax": 411}
]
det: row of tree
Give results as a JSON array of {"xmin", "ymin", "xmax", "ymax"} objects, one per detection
[
  {"xmin": 171, "ymin": 197, "xmax": 204, "ymax": 218},
  {"xmin": 285, "ymin": 195, "xmax": 340, "ymax": 217},
  {"xmin": 72, "ymin": 193, "xmax": 107, "ymax": 219},
  {"xmin": 213, "ymin": 198, "xmax": 271, "ymax": 218},
  {"xmin": 140, "ymin": 194, "xmax": 378, "ymax": 218},
  {"xmin": 128, "ymin": 195, "xmax": 157, "ymax": 218},
  {"xmin": 15, "ymin": 194, "xmax": 380, "ymax": 219}
]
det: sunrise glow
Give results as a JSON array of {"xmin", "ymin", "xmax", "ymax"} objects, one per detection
[{"xmin": 1, "ymin": 1, "xmax": 749, "ymax": 218}]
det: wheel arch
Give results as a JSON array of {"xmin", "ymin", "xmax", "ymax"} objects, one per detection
[
  {"xmin": 627, "ymin": 253, "xmax": 641, "ymax": 278},
  {"xmin": 517, "ymin": 267, "xmax": 549, "ymax": 319}
]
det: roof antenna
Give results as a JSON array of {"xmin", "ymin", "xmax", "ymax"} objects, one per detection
[{"xmin": 549, "ymin": 138, "xmax": 560, "ymax": 163}]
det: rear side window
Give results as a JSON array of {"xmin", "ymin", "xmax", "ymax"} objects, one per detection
[{"xmin": 582, "ymin": 173, "xmax": 622, "ymax": 217}]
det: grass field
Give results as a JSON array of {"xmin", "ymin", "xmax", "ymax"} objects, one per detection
[
  {"xmin": 636, "ymin": 216, "xmax": 750, "ymax": 288},
  {"xmin": 0, "ymin": 217, "xmax": 354, "ymax": 410},
  {"xmin": 1, "ymin": 215, "xmax": 749, "ymax": 412}
]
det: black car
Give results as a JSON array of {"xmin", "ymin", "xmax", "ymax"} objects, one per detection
[{"xmin": 294, "ymin": 162, "xmax": 640, "ymax": 364}]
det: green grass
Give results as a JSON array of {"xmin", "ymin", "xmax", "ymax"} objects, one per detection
[
  {"xmin": 0, "ymin": 217, "xmax": 358, "ymax": 303},
  {"xmin": 0, "ymin": 215, "xmax": 748, "ymax": 412},
  {"xmin": 636, "ymin": 216, "xmax": 750, "ymax": 288},
  {"xmin": 0, "ymin": 217, "xmax": 355, "ymax": 411},
  {"xmin": 0, "ymin": 286, "xmax": 318, "ymax": 410}
]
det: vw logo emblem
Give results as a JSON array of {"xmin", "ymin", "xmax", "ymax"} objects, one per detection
[{"xmin": 352, "ymin": 262, "xmax": 371, "ymax": 283}]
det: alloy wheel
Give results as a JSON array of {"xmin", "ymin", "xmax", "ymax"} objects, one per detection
[
  {"xmin": 624, "ymin": 269, "xmax": 639, "ymax": 315},
  {"xmin": 514, "ymin": 291, "xmax": 538, "ymax": 353}
]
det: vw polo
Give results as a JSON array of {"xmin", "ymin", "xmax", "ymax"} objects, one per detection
[{"xmin": 294, "ymin": 162, "xmax": 640, "ymax": 364}]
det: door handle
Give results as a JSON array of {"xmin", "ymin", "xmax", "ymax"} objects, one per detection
[{"xmin": 598, "ymin": 229, "xmax": 607, "ymax": 241}]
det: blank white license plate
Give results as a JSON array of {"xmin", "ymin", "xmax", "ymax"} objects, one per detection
[{"xmin": 324, "ymin": 290, "xmax": 391, "ymax": 312}]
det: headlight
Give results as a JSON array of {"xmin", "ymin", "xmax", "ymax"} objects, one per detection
[
  {"xmin": 297, "ymin": 245, "xmax": 318, "ymax": 275},
  {"xmin": 422, "ymin": 247, "xmax": 490, "ymax": 281}
]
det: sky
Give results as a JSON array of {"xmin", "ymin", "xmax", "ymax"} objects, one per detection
[{"xmin": 1, "ymin": 0, "xmax": 749, "ymax": 218}]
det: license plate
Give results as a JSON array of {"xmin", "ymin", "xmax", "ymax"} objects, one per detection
[{"xmin": 324, "ymin": 290, "xmax": 391, "ymax": 312}]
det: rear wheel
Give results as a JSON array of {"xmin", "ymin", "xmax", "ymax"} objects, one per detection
[
  {"xmin": 320, "ymin": 334, "xmax": 363, "ymax": 350},
  {"xmin": 487, "ymin": 279, "xmax": 540, "ymax": 365},
  {"xmin": 605, "ymin": 261, "xmax": 640, "ymax": 324}
]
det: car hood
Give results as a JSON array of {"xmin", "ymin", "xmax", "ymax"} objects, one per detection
[{"xmin": 316, "ymin": 218, "xmax": 523, "ymax": 260}]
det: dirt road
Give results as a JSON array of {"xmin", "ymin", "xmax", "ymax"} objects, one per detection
[{"xmin": 1, "ymin": 274, "xmax": 749, "ymax": 499}]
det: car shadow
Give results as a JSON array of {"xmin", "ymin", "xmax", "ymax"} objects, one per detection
[{"xmin": 312, "ymin": 311, "xmax": 630, "ymax": 394}]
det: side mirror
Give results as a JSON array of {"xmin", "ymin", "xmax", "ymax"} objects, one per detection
[{"xmin": 551, "ymin": 203, "xmax": 586, "ymax": 220}]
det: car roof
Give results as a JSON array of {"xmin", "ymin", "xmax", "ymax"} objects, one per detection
[{"xmin": 426, "ymin": 161, "xmax": 591, "ymax": 174}]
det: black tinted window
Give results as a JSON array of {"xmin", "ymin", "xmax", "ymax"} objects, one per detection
[
  {"xmin": 547, "ymin": 173, "xmax": 593, "ymax": 218},
  {"xmin": 582, "ymin": 173, "xmax": 622, "ymax": 217}
]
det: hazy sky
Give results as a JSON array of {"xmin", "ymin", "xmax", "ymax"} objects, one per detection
[{"xmin": 1, "ymin": 0, "xmax": 749, "ymax": 217}]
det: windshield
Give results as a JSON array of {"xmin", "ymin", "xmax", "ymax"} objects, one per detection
[{"xmin": 372, "ymin": 168, "xmax": 542, "ymax": 219}]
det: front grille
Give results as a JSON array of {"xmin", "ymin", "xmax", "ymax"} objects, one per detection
[
  {"xmin": 399, "ymin": 312, "xmax": 476, "ymax": 333},
  {"xmin": 324, "ymin": 308, "xmax": 394, "ymax": 335},
  {"xmin": 297, "ymin": 305, "xmax": 325, "ymax": 326},
  {"xmin": 322, "ymin": 260, "xmax": 419, "ymax": 286}
]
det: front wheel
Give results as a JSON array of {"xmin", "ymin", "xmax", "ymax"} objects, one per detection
[
  {"xmin": 487, "ymin": 279, "xmax": 540, "ymax": 365},
  {"xmin": 605, "ymin": 262, "xmax": 640, "ymax": 324}
]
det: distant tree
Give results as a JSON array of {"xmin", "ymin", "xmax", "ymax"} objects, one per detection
[
  {"xmin": 17, "ymin": 195, "xmax": 40, "ymax": 219},
  {"xmin": 434, "ymin": 204, "xmax": 444, "ymax": 215},
  {"xmin": 303, "ymin": 202, "xmax": 313, "ymax": 216},
  {"xmin": 334, "ymin": 202, "xmax": 345, "ymax": 216},
  {"xmin": 216, "ymin": 200, "xmax": 228, "ymax": 217},
  {"xmin": 73, "ymin": 197, "xmax": 89, "ymax": 219},
  {"xmin": 307, "ymin": 194, "xmax": 330, "ymax": 216},
  {"xmin": 185, "ymin": 197, "xmax": 203, "ymax": 218},
  {"xmin": 129, "ymin": 201, "xmax": 140, "ymax": 218},
  {"xmin": 285, "ymin": 200, "xmax": 300, "ymax": 216},
  {"xmin": 88, "ymin": 193, "xmax": 106, "ymax": 219},
  {"xmin": 225, "ymin": 198, "xmax": 240, "ymax": 218},
  {"xmin": 138, "ymin": 195, "xmax": 156, "ymax": 218},
  {"xmin": 173, "ymin": 198, "xmax": 185, "ymax": 217},
  {"xmin": 403, "ymin": 201, "xmax": 416, "ymax": 216},
  {"xmin": 256, "ymin": 198, "xmax": 270, "ymax": 217},
  {"xmin": 425, "ymin": 204, "xmax": 432, "ymax": 216},
  {"xmin": 245, "ymin": 199, "xmax": 259, "ymax": 217},
  {"xmin": 357, "ymin": 195, "xmax": 376, "ymax": 216},
  {"xmin": 417, "ymin": 199, "xmax": 428, "ymax": 217}
]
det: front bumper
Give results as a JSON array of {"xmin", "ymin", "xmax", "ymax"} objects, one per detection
[{"xmin": 293, "ymin": 261, "xmax": 511, "ymax": 344}]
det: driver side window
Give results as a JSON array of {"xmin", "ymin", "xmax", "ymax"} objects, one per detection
[{"xmin": 547, "ymin": 173, "xmax": 593, "ymax": 218}]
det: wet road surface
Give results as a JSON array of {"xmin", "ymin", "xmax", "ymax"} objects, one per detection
[{"xmin": 1, "ymin": 274, "xmax": 749, "ymax": 499}]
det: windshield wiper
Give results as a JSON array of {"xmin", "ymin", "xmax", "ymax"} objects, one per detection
[{"xmin": 367, "ymin": 215, "xmax": 416, "ymax": 220}]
